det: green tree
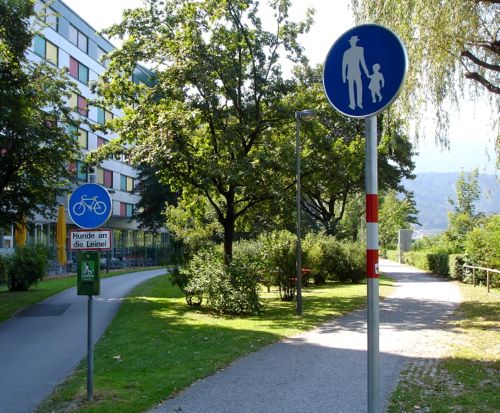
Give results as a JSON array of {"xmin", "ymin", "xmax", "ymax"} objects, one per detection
[
  {"xmin": 378, "ymin": 190, "xmax": 420, "ymax": 250},
  {"xmin": 465, "ymin": 214, "xmax": 500, "ymax": 269},
  {"xmin": 290, "ymin": 65, "xmax": 416, "ymax": 236},
  {"xmin": 0, "ymin": 0, "xmax": 79, "ymax": 226},
  {"xmin": 132, "ymin": 164, "xmax": 178, "ymax": 233},
  {"xmin": 445, "ymin": 169, "xmax": 482, "ymax": 251},
  {"xmin": 91, "ymin": 0, "xmax": 313, "ymax": 261},
  {"xmin": 351, "ymin": 0, "xmax": 499, "ymax": 156}
]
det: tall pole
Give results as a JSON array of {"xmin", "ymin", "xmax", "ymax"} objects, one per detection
[
  {"xmin": 295, "ymin": 113, "xmax": 302, "ymax": 316},
  {"xmin": 365, "ymin": 116, "xmax": 379, "ymax": 413},
  {"xmin": 87, "ymin": 295, "xmax": 94, "ymax": 401}
]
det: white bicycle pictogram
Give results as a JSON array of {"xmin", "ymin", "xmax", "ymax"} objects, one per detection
[{"xmin": 72, "ymin": 195, "xmax": 107, "ymax": 216}]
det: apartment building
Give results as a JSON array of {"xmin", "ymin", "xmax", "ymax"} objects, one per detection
[{"xmin": 4, "ymin": 0, "xmax": 169, "ymax": 265}]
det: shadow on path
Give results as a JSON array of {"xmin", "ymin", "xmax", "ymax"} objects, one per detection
[{"xmin": 151, "ymin": 260, "xmax": 462, "ymax": 413}]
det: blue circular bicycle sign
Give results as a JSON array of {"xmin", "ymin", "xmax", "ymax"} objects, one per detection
[
  {"xmin": 68, "ymin": 183, "xmax": 112, "ymax": 229},
  {"xmin": 323, "ymin": 24, "xmax": 408, "ymax": 118}
]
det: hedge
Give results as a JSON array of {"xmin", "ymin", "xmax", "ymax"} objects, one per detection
[
  {"xmin": 386, "ymin": 250, "xmax": 398, "ymax": 262},
  {"xmin": 403, "ymin": 251, "xmax": 449, "ymax": 277}
]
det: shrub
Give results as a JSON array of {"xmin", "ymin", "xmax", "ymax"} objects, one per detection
[
  {"xmin": 174, "ymin": 247, "xmax": 262, "ymax": 314},
  {"xmin": 404, "ymin": 251, "xmax": 449, "ymax": 277},
  {"xmin": 339, "ymin": 241, "xmax": 366, "ymax": 284},
  {"xmin": 7, "ymin": 245, "xmax": 48, "ymax": 291},
  {"xmin": 303, "ymin": 233, "xmax": 365, "ymax": 284},
  {"xmin": 465, "ymin": 215, "xmax": 500, "ymax": 270},
  {"xmin": 386, "ymin": 250, "xmax": 398, "ymax": 262},
  {"xmin": 259, "ymin": 231, "xmax": 296, "ymax": 301},
  {"xmin": 302, "ymin": 233, "xmax": 326, "ymax": 284},
  {"xmin": 0, "ymin": 254, "xmax": 7, "ymax": 286},
  {"xmin": 448, "ymin": 254, "xmax": 467, "ymax": 281}
]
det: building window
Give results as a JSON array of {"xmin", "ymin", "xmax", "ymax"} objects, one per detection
[
  {"xmin": 69, "ymin": 24, "xmax": 88, "ymax": 53},
  {"xmin": 34, "ymin": 2, "xmax": 58, "ymax": 31},
  {"xmin": 104, "ymin": 169, "xmax": 113, "ymax": 188},
  {"xmin": 33, "ymin": 35, "xmax": 58, "ymax": 66},
  {"xmin": 69, "ymin": 92, "xmax": 88, "ymax": 117},
  {"xmin": 69, "ymin": 126, "xmax": 88, "ymax": 149},
  {"xmin": 97, "ymin": 136, "xmax": 107, "ymax": 147},
  {"xmin": 120, "ymin": 175, "xmax": 134, "ymax": 192},
  {"xmin": 96, "ymin": 46, "xmax": 109, "ymax": 67},
  {"xmin": 96, "ymin": 107, "xmax": 114, "ymax": 125},
  {"xmin": 76, "ymin": 160, "xmax": 88, "ymax": 181},
  {"xmin": 78, "ymin": 129, "xmax": 88, "ymax": 149},
  {"xmin": 69, "ymin": 56, "xmax": 89, "ymax": 85},
  {"xmin": 120, "ymin": 202, "xmax": 134, "ymax": 218},
  {"xmin": 95, "ymin": 167, "xmax": 104, "ymax": 185}
]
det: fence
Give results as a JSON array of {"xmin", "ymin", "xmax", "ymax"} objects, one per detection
[{"xmin": 463, "ymin": 264, "xmax": 500, "ymax": 293}]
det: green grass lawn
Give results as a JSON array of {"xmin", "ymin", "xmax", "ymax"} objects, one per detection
[
  {"xmin": 0, "ymin": 267, "xmax": 162, "ymax": 322},
  {"xmin": 388, "ymin": 282, "xmax": 499, "ymax": 413},
  {"xmin": 38, "ymin": 275, "xmax": 394, "ymax": 413}
]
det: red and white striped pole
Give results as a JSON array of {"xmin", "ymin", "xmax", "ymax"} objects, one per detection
[{"xmin": 365, "ymin": 115, "xmax": 380, "ymax": 413}]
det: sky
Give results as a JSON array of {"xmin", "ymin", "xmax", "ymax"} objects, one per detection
[{"xmin": 62, "ymin": 0, "xmax": 498, "ymax": 175}]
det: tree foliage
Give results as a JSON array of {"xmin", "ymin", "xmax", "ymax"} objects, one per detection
[
  {"xmin": 132, "ymin": 164, "xmax": 177, "ymax": 233},
  {"xmin": 445, "ymin": 169, "xmax": 483, "ymax": 251},
  {"xmin": 289, "ymin": 65, "xmax": 416, "ymax": 236},
  {"xmin": 91, "ymin": 0, "xmax": 313, "ymax": 261},
  {"xmin": 351, "ymin": 0, "xmax": 499, "ymax": 154},
  {"xmin": 465, "ymin": 214, "xmax": 500, "ymax": 269},
  {"xmin": 0, "ymin": 0, "xmax": 79, "ymax": 226},
  {"xmin": 378, "ymin": 190, "xmax": 420, "ymax": 250}
]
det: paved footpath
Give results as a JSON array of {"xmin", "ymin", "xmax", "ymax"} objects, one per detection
[
  {"xmin": 151, "ymin": 260, "xmax": 462, "ymax": 413},
  {"xmin": 0, "ymin": 268, "xmax": 166, "ymax": 413}
]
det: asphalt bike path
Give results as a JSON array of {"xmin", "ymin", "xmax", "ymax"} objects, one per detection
[
  {"xmin": 0, "ymin": 268, "xmax": 166, "ymax": 413},
  {"xmin": 151, "ymin": 260, "xmax": 462, "ymax": 413}
]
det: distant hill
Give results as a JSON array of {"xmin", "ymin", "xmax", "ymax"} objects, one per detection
[{"xmin": 402, "ymin": 172, "xmax": 499, "ymax": 234}]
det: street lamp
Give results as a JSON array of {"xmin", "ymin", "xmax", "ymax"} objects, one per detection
[{"xmin": 295, "ymin": 109, "xmax": 315, "ymax": 315}]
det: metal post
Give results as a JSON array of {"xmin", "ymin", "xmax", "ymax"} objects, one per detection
[
  {"xmin": 365, "ymin": 116, "xmax": 379, "ymax": 413},
  {"xmin": 87, "ymin": 295, "xmax": 94, "ymax": 401},
  {"xmin": 295, "ymin": 114, "xmax": 302, "ymax": 316}
]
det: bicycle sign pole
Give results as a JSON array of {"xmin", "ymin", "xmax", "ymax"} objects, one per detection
[{"xmin": 68, "ymin": 183, "xmax": 112, "ymax": 402}]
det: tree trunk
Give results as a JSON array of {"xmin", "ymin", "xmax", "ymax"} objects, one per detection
[{"xmin": 223, "ymin": 188, "xmax": 236, "ymax": 264}]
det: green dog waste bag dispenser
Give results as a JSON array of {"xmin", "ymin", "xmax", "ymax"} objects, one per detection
[{"xmin": 77, "ymin": 251, "xmax": 100, "ymax": 296}]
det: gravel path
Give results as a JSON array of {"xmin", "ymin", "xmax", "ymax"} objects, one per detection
[{"xmin": 150, "ymin": 259, "xmax": 462, "ymax": 413}]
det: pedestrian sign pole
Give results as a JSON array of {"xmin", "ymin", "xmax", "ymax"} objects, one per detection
[
  {"xmin": 69, "ymin": 184, "xmax": 112, "ymax": 402},
  {"xmin": 323, "ymin": 24, "xmax": 408, "ymax": 413}
]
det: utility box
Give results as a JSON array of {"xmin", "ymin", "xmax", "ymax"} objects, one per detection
[
  {"xmin": 77, "ymin": 251, "xmax": 100, "ymax": 296},
  {"xmin": 398, "ymin": 229, "xmax": 413, "ymax": 264}
]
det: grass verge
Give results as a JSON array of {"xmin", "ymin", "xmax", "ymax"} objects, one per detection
[
  {"xmin": 38, "ymin": 275, "xmax": 394, "ymax": 413},
  {"xmin": 0, "ymin": 267, "xmax": 162, "ymax": 322},
  {"xmin": 388, "ymin": 282, "xmax": 499, "ymax": 413}
]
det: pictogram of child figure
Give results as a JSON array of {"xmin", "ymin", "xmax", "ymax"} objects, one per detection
[{"xmin": 368, "ymin": 63, "xmax": 384, "ymax": 103}]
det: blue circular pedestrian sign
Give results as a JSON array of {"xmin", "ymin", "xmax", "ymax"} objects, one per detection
[
  {"xmin": 323, "ymin": 24, "xmax": 408, "ymax": 118},
  {"xmin": 68, "ymin": 183, "xmax": 112, "ymax": 229}
]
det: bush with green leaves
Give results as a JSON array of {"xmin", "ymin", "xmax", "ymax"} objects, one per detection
[
  {"xmin": 403, "ymin": 251, "xmax": 449, "ymax": 277},
  {"xmin": 338, "ymin": 241, "xmax": 365, "ymax": 284},
  {"xmin": 259, "ymin": 230, "xmax": 296, "ymax": 301},
  {"xmin": 174, "ymin": 246, "xmax": 262, "ymax": 314},
  {"xmin": 448, "ymin": 254, "xmax": 467, "ymax": 280},
  {"xmin": 0, "ymin": 253, "xmax": 7, "ymax": 286},
  {"xmin": 6, "ymin": 245, "xmax": 48, "ymax": 291},
  {"xmin": 386, "ymin": 250, "xmax": 398, "ymax": 262},
  {"xmin": 303, "ymin": 233, "xmax": 365, "ymax": 284},
  {"xmin": 302, "ymin": 233, "xmax": 326, "ymax": 284},
  {"xmin": 465, "ymin": 214, "xmax": 500, "ymax": 270}
]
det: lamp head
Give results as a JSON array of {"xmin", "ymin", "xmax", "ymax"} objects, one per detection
[{"xmin": 296, "ymin": 110, "xmax": 316, "ymax": 122}]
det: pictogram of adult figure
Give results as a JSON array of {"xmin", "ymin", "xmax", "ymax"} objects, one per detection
[{"xmin": 342, "ymin": 35, "xmax": 369, "ymax": 110}]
